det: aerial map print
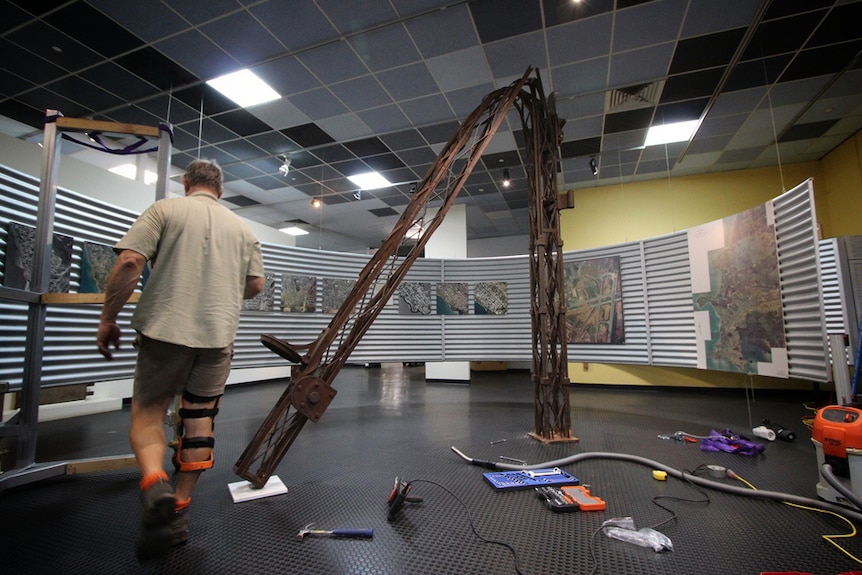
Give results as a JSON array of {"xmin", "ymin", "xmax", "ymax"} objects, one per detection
[
  {"xmin": 3, "ymin": 221, "xmax": 73, "ymax": 293},
  {"xmin": 398, "ymin": 281, "xmax": 431, "ymax": 315},
  {"xmin": 281, "ymin": 275, "xmax": 316, "ymax": 313},
  {"xmin": 474, "ymin": 281, "xmax": 508, "ymax": 315},
  {"xmin": 563, "ymin": 256, "xmax": 625, "ymax": 344},
  {"xmin": 436, "ymin": 282, "xmax": 469, "ymax": 315},
  {"xmin": 242, "ymin": 273, "xmax": 276, "ymax": 311},
  {"xmin": 321, "ymin": 278, "xmax": 355, "ymax": 314},
  {"xmin": 79, "ymin": 241, "xmax": 117, "ymax": 293},
  {"xmin": 688, "ymin": 203, "xmax": 787, "ymax": 377}
]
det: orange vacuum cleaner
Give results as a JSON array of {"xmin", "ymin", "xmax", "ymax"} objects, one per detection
[{"xmin": 811, "ymin": 405, "xmax": 862, "ymax": 504}]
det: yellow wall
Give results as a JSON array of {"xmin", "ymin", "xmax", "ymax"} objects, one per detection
[{"xmin": 561, "ymin": 131, "xmax": 862, "ymax": 389}]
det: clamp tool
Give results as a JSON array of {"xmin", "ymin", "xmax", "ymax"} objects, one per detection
[{"xmin": 297, "ymin": 523, "xmax": 374, "ymax": 540}]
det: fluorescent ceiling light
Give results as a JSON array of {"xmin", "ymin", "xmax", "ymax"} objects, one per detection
[
  {"xmin": 347, "ymin": 171, "xmax": 392, "ymax": 190},
  {"xmin": 206, "ymin": 69, "xmax": 280, "ymax": 108},
  {"xmin": 644, "ymin": 120, "xmax": 699, "ymax": 147},
  {"xmin": 278, "ymin": 225, "xmax": 309, "ymax": 236}
]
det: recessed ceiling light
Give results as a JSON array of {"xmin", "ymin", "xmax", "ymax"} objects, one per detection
[
  {"xmin": 347, "ymin": 171, "xmax": 392, "ymax": 190},
  {"xmin": 278, "ymin": 225, "xmax": 309, "ymax": 236},
  {"xmin": 206, "ymin": 69, "xmax": 280, "ymax": 108},
  {"xmin": 644, "ymin": 120, "xmax": 699, "ymax": 147}
]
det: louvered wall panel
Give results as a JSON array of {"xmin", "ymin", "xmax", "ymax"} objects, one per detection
[
  {"xmin": 643, "ymin": 232, "xmax": 698, "ymax": 367},
  {"xmin": 772, "ymin": 180, "xmax": 831, "ymax": 382},
  {"xmin": 564, "ymin": 242, "xmax": 649, "ymax": 364},
  {"xmin": 429, "ymin": 255, "xmax": 532, "ymax": 361}
]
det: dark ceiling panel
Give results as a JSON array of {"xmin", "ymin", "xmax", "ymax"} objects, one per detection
[
  {"xmin": 654, "ymin": 99, "xmax": 709, "ymax": 124},
  {"xmin": 344, "ymin": 137, "xmax": 390, "ymax": 157},
  {"xmin": 808, "ymin": 2, "xmax": 862, "ymax": 47},
  {"xmin": 559, "ymin": 137, "xmax": 601, "ymax": 158},
  {"xmin": 661, "ymin": 68, "xmax": 725, "ymax": 103},
  {"xmin": 603, "ymin": 108, "xmax": 653, "ymax": 134},
  {"xmin": 779, "ymin": 120, "xmax": 839, "ymax": 142},
  {"xmin": 6, "ymin": 20, "xmax": 102, "ymax": 72},
  {"xmin": 114, "ymin": 47, "xmax": 199, "ymax": 92},
  {"xmin": 44, "ymin": 2, "xmax": 144, "ymax": 59},
  {"xmin": 222, "ymin": 195, "xmax": 261, "ymax": 207},
  {"xmin": 741, "ymin": 13, "xmax": 823, "ymax": 61},
  {"xmin": 215, "ymin": 109, "xmax": 273, "ymax": 137},
  {"xmin": 669, "ymin": 28, "xmax": 746, "ymax": 75},
  {"xmin": 281, "ymin": 123, "xmax": 336, "ymax": 148},
  {"xmin": 762, "ymin": 0, "xmax": 834, "ymax": 21},
  {"xmin": 724, "ymin": 54, "xmax": 792, "ymax": 92},
  {"xmin": 781, "ymin": 41, "xmax": 862, "ymax": 83},
  {"xmin": 469, "ymin": 0, "xmax": 543, "ymax": 43}
]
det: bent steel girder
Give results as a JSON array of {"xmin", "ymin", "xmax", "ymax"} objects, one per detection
[
  {"xmin": 515, "ymin": 78, "xmax": 573, "ymax": 442},
  {"xmin": 234, "ymin": 68, "xmax": 534, "ymax": 488}
]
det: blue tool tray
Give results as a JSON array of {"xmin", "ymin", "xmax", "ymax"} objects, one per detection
[{"xmin": 483, "ymin": 468, "xmax": 579, "ymax": 491}]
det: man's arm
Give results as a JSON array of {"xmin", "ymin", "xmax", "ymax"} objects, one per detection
[
  {"xmin": 244, "ymin": 275, "xmax": 265, "ymax": 299},
  {"xmin": 97, "ymin": 249, "xmax": 147, "ymax": 359}
]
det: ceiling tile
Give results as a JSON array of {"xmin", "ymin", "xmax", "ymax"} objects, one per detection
[
  {"xmin": 484, "ymin": 31, "xmax": 548, "ymax": 80},
  {"xmin": 316, "ymin": 0, "xmax": 397, "ymax": 34},
  {"xmin": 216, "ymin": 109, "xmax": 273, "ymax": 137},
  {"xmin": 609, "ymin": 44, "xmax": 675, "ymax": 89},
  {"xmin": 44, "ymin": 2, "xmax": 144, "ymax": 58},
  {"xmin": 250, "ymin": 0, "xmax": 336, "ymax": 51},
  {"xmin": 724, "ymin": 54, "xmax": 792, "ymax": 92},
  {"xmin": 680, "ymin": 0, "xmax": 762, "ymax": 38},
  {"xmin": 348, "ymin": 24, "xmax": 421, "ymax": 72},
  {"xmin": 251, "ymin": 56, "xmax": 321, "ymax": 96},
  {"xmin": 0, "ymin": 68, "xmax": 33, "ymax": 98},
  {"xmin": 444, "ymin": 83, "xmax": 497, "ymax": 117},
  {"xmin": 661, "ymin": 68, "xmax": 724, "ymax": 103},
  {"xmin": 404, "ymin": 4, "xmax": 478, "ymax": 58},
  {"xmin": 222, "ymin": 194, "xmax": 261, "ymax": 207},
  {"xmin": 356, "ymin": 105, "xmax": 411, "ymax": 133},
  {"xmin": 426, "ymin": 46, "xmax": 493, "ymax": 92},
  {"xmin": 669, "ymin": 28, "xmax": 746, "ymax": 75},
  {"xmin": 218, "ymin": 138, "xmax": 266, "ymax": 161},
  {"xmin": 161, "ymin": 0, "xmax": 243, "ymax": 25},
  {"xmin": 741, "ymin": 13, "xmax": 822, "ymax": 61},
  {"xmin": 154, "ymin": 30, "xmax": 236, "ymax": 81},
  {"xmin": 0, "ymin": 2, "xmax": 31, "ymax": 33},
  {"xmin": 315, "ymin": 114, "xmax": 374, "ymax": 142},
  {"xmin": 281, "ymin": 123, "xmax": 335, "ymax": 148},
  {"xmin": 200, "ymin": 11, "xmax": 284, "ymax": 66},
  {"xmin": 7, "ymin": 20, "xmax": 102, "ymax": 72},
  {"xmin": 612, "ymin": 0, "xmax": 688, "ymax": 53},
  {"xmin": 546, "ymin": 12, "xmax": 613, "ymax": 67},
  {"xmin": 46, "ymin": 76, "xmax": 124, "ymax": 112},
  {"xmin": 560, "ymin": 136, "xmax": 601, "ymax": 158},
  {"xmin": 0, "ymin": 38, "xmax": 65, "ymax": 84},
  {"xmin": 80, "ymin": 63, "xmax": 158, "ymax": 102},
  {"xmin": 246, "ymin": 98, "xmax": 311, "ymax": 131},
  {"xmin": 781, "ymin": 41, "xmax": 862, "ymax": 83},
  {"xmin": 379, "ymin": 129, "xmax": 427, "ymax": 151},
  {"xmin": 329, "ymin": 76, "xmax": 393, "ymax": 111},
  {"xmin": 469, "ymin": 0, "xmax": 542, "ymax": 44},
  {"xmin": 808, "ymin": 2, "xmax": 862, "ymax": 47},
  {"xmin": 369, "ymin": 207, "xmax": 399, "ymax": 217},
  {"xmin": 553, "ymin": 57, "xmax": 610, "ymax": 96},
  {"xmin": 88, "ymin": 0, "xmax": 188, "ymax": 42},
  {"xmin": 297, "ymin": 40, "xmax": 370, "ymax": 84},
  {"xmin": 288, "ymin": 87, "xmax": 349, "ymax": 120},
  {"xmin": 604, "ymin": 108, "xmax": 653, "ymax": 134},
  {"xmin": 762, "ymin": 0, "xmax": 833, "ymax": 21},
  {"xmin": 399, "ymin": 94, "xmax": 454, "ymax": 126},
  {"xmin": 115, "ymin": 46, "xmax": 199, "ymax": 92},
  {"xmin": 246, "ymin": 131, "xmax": 302, "ymax": 155},
  {"xmin": 376, "ymin": 63, "xmax": 440, "ymax": 101},
  {"xmin": 779, "ymin": 120, "xmax": 839, "ymax": 142},
  {"xmin": 655, "ymin": 99, "xmax": 708, "ymax": 123},
  {"xmin": 344, "ymin": 137, "xmax": 390, "ymax": 157}
]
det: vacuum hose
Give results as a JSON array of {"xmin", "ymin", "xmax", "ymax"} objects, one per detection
[{"xmin": 450, "ymin": 446, "xmax": 862, "ymax": 524}]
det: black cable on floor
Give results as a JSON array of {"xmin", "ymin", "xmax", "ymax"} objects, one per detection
[{"xmin": 408, "ymin": 479, "xmax": 526, "ymax": 575}]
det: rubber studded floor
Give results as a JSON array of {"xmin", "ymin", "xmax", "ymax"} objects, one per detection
[{"xmin": 1, "ymin": 365, "xmax": 859, "ymax": 575}]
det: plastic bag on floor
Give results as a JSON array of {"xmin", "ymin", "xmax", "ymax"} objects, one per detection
[{"xmin": 601, "ymin": 517, "xmax": 673, "ymax": 552}]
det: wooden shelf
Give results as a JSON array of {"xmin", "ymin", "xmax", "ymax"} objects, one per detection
[{"xmin": 40, "ymin": 293, "xmax": 141, "ymax": 304}]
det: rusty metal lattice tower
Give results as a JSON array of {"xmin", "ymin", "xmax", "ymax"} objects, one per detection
[
  {"xmin": 234, "ymin": 68, "xmax": 574, "ymax": 488},
  {"xmin": 516, "ymin": 80, "xmax": 575, "ymax": 443}
]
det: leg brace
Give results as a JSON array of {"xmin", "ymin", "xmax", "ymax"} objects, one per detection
[{"xmin": 174, "ymin": 390, "xmax": 221, "ymax": 473}]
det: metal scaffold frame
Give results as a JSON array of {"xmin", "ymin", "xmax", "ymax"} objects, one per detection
[{"xmin": 0, "ymin": 111, "xmax": 172, "ymax": 493}]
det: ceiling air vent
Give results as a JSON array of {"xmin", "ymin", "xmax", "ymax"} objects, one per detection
[{"xmin": 605, "ymin": 80, "xmax": 664, "ymax": 112}]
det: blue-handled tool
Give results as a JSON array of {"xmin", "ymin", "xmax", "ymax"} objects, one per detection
[{"xmin": 297, "ymin": 523, "xmax": 374, "ymax": 540}]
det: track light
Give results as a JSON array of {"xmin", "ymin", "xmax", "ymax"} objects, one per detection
[
  {"xmin": 589, "ymin": 157, "xmax": 598, "ymax": 176},
  {"xmin": 502, "ymin": 169, "xmax": 510, "ymax": 188},
  {"xmin": 311, "ymin": 198, "xmax": 322, "ymax": 208},
  {"xmin": 278, "ymin": 155, "xmax": 291, "ymax": 176}
]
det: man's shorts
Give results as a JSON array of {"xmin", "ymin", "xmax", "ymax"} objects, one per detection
[{"xmin": 133, "ymin": 333, "xmax": 234, "ymax": 405}]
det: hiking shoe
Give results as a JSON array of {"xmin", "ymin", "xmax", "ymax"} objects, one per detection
[
  {"xmin": 170, "ymin": 510, "xmax": 189, "ymax": 547},
  {"xmin": 140, "ymin": 478, "xmax": 176, "ymax": 528},
  {"xmin": 135, "ymin": 479, "xmax": 176, "ymax": 561}
]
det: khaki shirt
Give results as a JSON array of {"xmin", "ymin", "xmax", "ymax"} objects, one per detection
[{"xmin": 116, "ymin": 191, "xmax": 264, "ymax": 348}]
